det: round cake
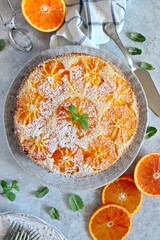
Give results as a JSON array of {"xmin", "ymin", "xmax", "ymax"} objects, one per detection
[{"xmin": 14, "ymin": 53, "xmax": 139, "ymax": 177}]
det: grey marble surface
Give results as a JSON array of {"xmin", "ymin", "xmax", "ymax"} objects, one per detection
[{"xmin": 0, "ymin": 0, "xmax": 160, "ymax": 239}]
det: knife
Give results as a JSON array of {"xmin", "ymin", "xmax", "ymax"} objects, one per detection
[{"xmin": 103, "ymin": 1, "xmax": 160, "ymax": 117}]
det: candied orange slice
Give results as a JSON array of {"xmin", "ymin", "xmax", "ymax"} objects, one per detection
[
  {"xmin": 69, "ymin": 57, "xmax": 106, "ymax": 93},
  {"xmin": 88, "ymin": 204, "xmax": 131, "ymax": 240},
  {"xmin": 101, "ymin": 105, "xmax": 137, "ymax": 144},
  {"xmin": 52, "ymin": 147, "xmax": 83, "ymax": 173},
  {"xmin": 15, "ymin": 91, "xmax": 45, "ymax": 125},
  {"xmin": 42, "ymin": 59, "xmax": 69, "ymax": 88},
  {"xmin": 84, "ymin": 135, "xmax": 117, "ymax": 170},
  {"xmin": 56, "ymin": 97, "xmax": 97, "ymax": 138},
  {"xmin": 102, "ymin": 174, "xmax": 143, "ymax": 215},
  {"xmin": 22, "ymin": 134, "xmax": 51, "ymax": 160}
]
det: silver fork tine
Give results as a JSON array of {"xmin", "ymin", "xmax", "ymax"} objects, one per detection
[
  {"xmin": 29, "ymin": 230, "xmax": 41, "ymax": 240},
  {"xmin": 5, "ymin": 222, "xmax": 19, "ymax": 240},
  {"xmin": 4, "ymin": 222, "xmax": 15, "ymax": 239}
]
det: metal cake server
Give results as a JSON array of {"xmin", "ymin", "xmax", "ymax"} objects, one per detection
[{"xmin": 103, "ymin": 0, "xmax": 160, "ymax": 117}]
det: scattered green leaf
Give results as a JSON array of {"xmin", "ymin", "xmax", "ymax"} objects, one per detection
[
  {"xmin": 0, "ymin": 180, "xmax": 19, "ymax": 202},
  {"xmin": 68, "ymin": 194, "xmax": 84, "ymax": 212},
  {"xmin": 129, "ymin": 32, "xmax": 146, "ymax": 42},
  {"xmin": 11, "ymin": 180, "xmax": 20, "ymax": 191},
  {"xmin": 145, "ymin": 126, "xmax": 157, "ymax": 139},
  {"xmin": 140, "ymin": 62, "xmax": 155, "ymax": 71},
  {"xmin": 49, "ymin": 207, "xmax": 60, "ymax": 220},
  {"xmin": 128, "ymin": 47, "xmax": 142, "ymax": 55},
  {"xmin": 6, "ymin": 192, "xmax": 16, "ymax": 202},
  {"xmin": 0, "ymin": 39, "xmax": 5, "ymax": 51},
  {"xmin": 68, "ymin": 105, "xmax": 89, "ymax": 130},
  {"xmin": 35, "ymin": 186, "xmax": 49, "ymax": 198}
]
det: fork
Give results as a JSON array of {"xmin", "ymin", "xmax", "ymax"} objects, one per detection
[{"xmin": 4, "ymin": 222, "xmax": 41, "ymax": 240}]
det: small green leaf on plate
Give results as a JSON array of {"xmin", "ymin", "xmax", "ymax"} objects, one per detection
[
  {"xmin": 129, "ymin": 32, "xmax": 146, "ymax": 42},
  {"xmin": 68, "ymin": 105, "xmax": 78, "ymax": 115},
  {"xmin": 35, "ymin": 186, "xmax": 49, "ymax": 198},
  {"xmin": 49, "ymin": 207, "xmax": 60, "ymax": 220},
  {"xmin": 68, "ymin": 194, "xmax": 84, "ymax": 212},
  {"xmin": 0, "ymin": 39, "xmax": 5, "ymax": 51},
  {"xmin": 128, "ymin": 47, "xmax": 142, "ymax": 55},
  {"xmin": 6, "ymin": 192, "xmax": 16, "ymax": 202},
  {"xmin": 140, "ymin": 62, "xmax": 155, "ymax": 71},
  {"xmin": 145, "ymin": 126, "xmax": 157, "ymax": 139}
]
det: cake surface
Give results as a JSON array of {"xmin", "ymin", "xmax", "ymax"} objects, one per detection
[{"xmin": 14, "ymin": 53, "xmax": 138, "ymax": 177}]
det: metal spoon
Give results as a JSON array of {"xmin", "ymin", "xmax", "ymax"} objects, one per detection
[{"xmin": 0, "ymin": 0, "xmax": 33, "ymax": 52}]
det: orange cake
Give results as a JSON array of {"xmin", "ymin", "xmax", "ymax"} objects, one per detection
[{"xmin": 14, "ymin": 53, "xmax": 139, "ymax": 177}]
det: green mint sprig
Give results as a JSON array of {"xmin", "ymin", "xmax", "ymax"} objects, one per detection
[
  {"xmin": 68, "ymin": 194, "xmax": 84, "ymax": 212},
  {"xmin": 0, "ymin": 180, "xmax": 20, "ymax": 202},
  {"xmin": 49, "ymin": 207, "xmax": 60, "ymax": 220},
  {"xmin": 140, "ymin": 62, "xmax": 155, "ymax": 71},
  {"xmin": 145, "ymin": 126, "xmax": 157, "ymax": 139},
  {"xmin": 129, "ymin": 32, "xmax": 146, "ymax": 42},
  {"xmin": 128, "ymin": 47, "xmax": 142, "ymax": 55},
  {"xmin": 35, "ymin": 186, "xmax": 49, "ymax": 198},
  {"xmin": 68, "ymin": 105, "xmax": 89, "ymax": 130}
]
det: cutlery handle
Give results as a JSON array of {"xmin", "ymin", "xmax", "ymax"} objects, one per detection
[{"xmin": 104, "ymin": 23, "xmax": 135, "ymax": 70}]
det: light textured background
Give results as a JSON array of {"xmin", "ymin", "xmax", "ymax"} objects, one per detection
[{"xmin": 0, "ymin": 0, "xmax": 160, "ymax": 239}]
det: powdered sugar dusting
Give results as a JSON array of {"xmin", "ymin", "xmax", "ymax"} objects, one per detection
[{"xmin": 14, "ymin": 53, "xmax": 139, "ymax": 177}]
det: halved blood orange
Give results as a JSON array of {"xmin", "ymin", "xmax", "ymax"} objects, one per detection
[
  {"xmin": 102, "ymin": 174, "xmax": 143, "ymax": 215},
  {"xmin": 21, "ymin": 0, "xmax": 66, "ymax": 32},
  {"xmin": 134, "ymin": 153, "xmax": 160, "ymax": 196},
  {"xmin": 88, "ymin": 204, "xmax": 131, "ymax": 240}
]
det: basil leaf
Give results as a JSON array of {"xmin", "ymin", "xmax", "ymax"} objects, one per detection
[
  {"xmin": 129, "ymin": 32, "xmax": 146, "ymax": 42},
  {"xmin": 35, "ymin": 187, "xmax": 49, "ymax": 198},
  {"xmin": 145, "ymin": 126, "xmax": 157, "ymax": 139},
  {"xmin": 49, "ymin": 207, "xmax": 60, "ymax": 220},
  {"xmin": 72, "ymin": 115, "xmax": 79, "ymax": 122},
  {"xmin": 6, "ymin": 192, "xmax": 16, "ymax": 202},
  {"xmin": 128, "ymin": 47, "xmax": 142, "ymax": 55},
  {"xmin": 68, "ymin": 194, "xmax": 84, "ymax": 212},
  {"xmin": 0, "ymin": 39, "xmax": 5, "ymax": 51},
  {"xmin": 81, "ymin": 113, "xmax": 89, "ymax": 119},
  {"xmin": 140, "ymin": 62, "xmax": 155, "ymax": 71},
  {"xmin": 68, "ymin": 105, "xmax": 78, "ymax": 115},
  {"xmin": 79, "ymin": 118, "xmax": 88, "ymax": 130}
]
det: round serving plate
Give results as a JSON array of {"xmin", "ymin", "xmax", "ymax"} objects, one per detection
[
  {"xmin": 0, "ymin": 211, "xmax": 67, "ymax": 240},
  {"xmin": 4, "ymin": 46, "xmax": 148, "ymax": 191}
]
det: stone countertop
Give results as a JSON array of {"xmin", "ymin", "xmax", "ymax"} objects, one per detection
[{"xmin": 0, "ymin": 0, "xmax": 160, "ymax": 239}]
